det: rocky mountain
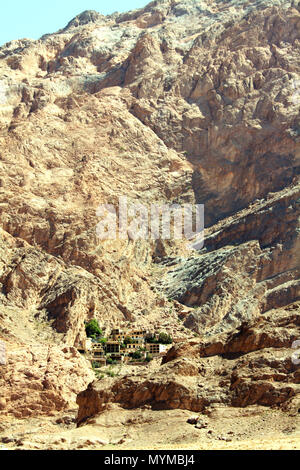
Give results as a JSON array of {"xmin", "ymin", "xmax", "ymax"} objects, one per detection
[{"xmin": 0, "ymin": 0, "xmax": 299, "ymax": 449}]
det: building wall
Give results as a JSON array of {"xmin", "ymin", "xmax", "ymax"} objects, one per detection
[
  {"xmin": 147, "ymin": 344, "xmax": 167, "ymax": 355},
  {"xmin": 106, "ymin": 343, "xmax": 120, "ymax": 353}
]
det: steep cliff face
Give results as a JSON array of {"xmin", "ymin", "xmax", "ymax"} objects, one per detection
[
  {"xmin": 159, "ymin": 183, "xmax": 300, "ymax": 334},
  {"xmin": 0, "ymin": 0, "xmax": 299, "ymax": 426}
]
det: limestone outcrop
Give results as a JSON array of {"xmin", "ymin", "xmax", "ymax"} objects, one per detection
[{"xmin": 0, "ymin": 343, "xmax": 94, "ymax": 418}]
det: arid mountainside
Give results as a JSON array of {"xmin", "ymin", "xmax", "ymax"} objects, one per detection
[{"xmin": 0, "ymin": 0, "xmax": 300, "ymax": 448}]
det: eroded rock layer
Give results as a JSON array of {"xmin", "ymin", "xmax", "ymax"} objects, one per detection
[{"xmin": 0, "ymin": 0, "xmax": 299, "ymax": 423}]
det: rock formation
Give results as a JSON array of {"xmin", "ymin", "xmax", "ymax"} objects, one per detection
[{"xmin": 0, "ymin": 0, "xmax": 299, "ymax": 447}]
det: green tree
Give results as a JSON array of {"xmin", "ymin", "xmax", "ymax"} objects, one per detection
[
  {"xmin": 85, "ymin": 319, "xmax": 102, "ymax": 338},
  {"xmin": 145, "ymin": 353, "xmax": 153, "ymax": 362},
  {"xmin": 145, "ymin": 334, "xmax": 158, "ymax": 344},
  {"xmin": 124, "ymin": 336, "xmax": 134, "ymax": 345},
  {"xmin": 132, "ymin": 350, "xmax": 142, "ymax": 360},
  {"xmin": 158, "ymin": 332, "xmax": 173, "ymax": 344},
  {"xmin": 98, "ymin": 337, "xmax": 107, "ymax": 345}
]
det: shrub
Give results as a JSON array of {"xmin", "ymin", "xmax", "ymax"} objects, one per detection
[
  {"xmin": 106, "ymin": 370, "xmax": 116, "ymax": 377},
  {"xmin": 132, "ymin": 350, "xmax": 142, "ymax": 360},
  {"xmin": 145, "ymin": 353, "xmax": 153, "ymax": 362},
  {"xmin": 92, "ymin": 361, "xmax": 101, "ymax": 369}
]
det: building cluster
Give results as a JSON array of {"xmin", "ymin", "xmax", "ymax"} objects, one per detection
[{"xmin": 79, "ymin": 328, "xmax": 171, "ymax": 367}]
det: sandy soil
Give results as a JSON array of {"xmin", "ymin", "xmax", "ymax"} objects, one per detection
[{"xmin": 0, "ymin": 404, "xmax": 299, "ymax": 450}]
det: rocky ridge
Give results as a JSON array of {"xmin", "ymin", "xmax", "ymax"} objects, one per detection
[{"xmin": 0, "ymin": 0, "xmax": 299, "ymax": 446}]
